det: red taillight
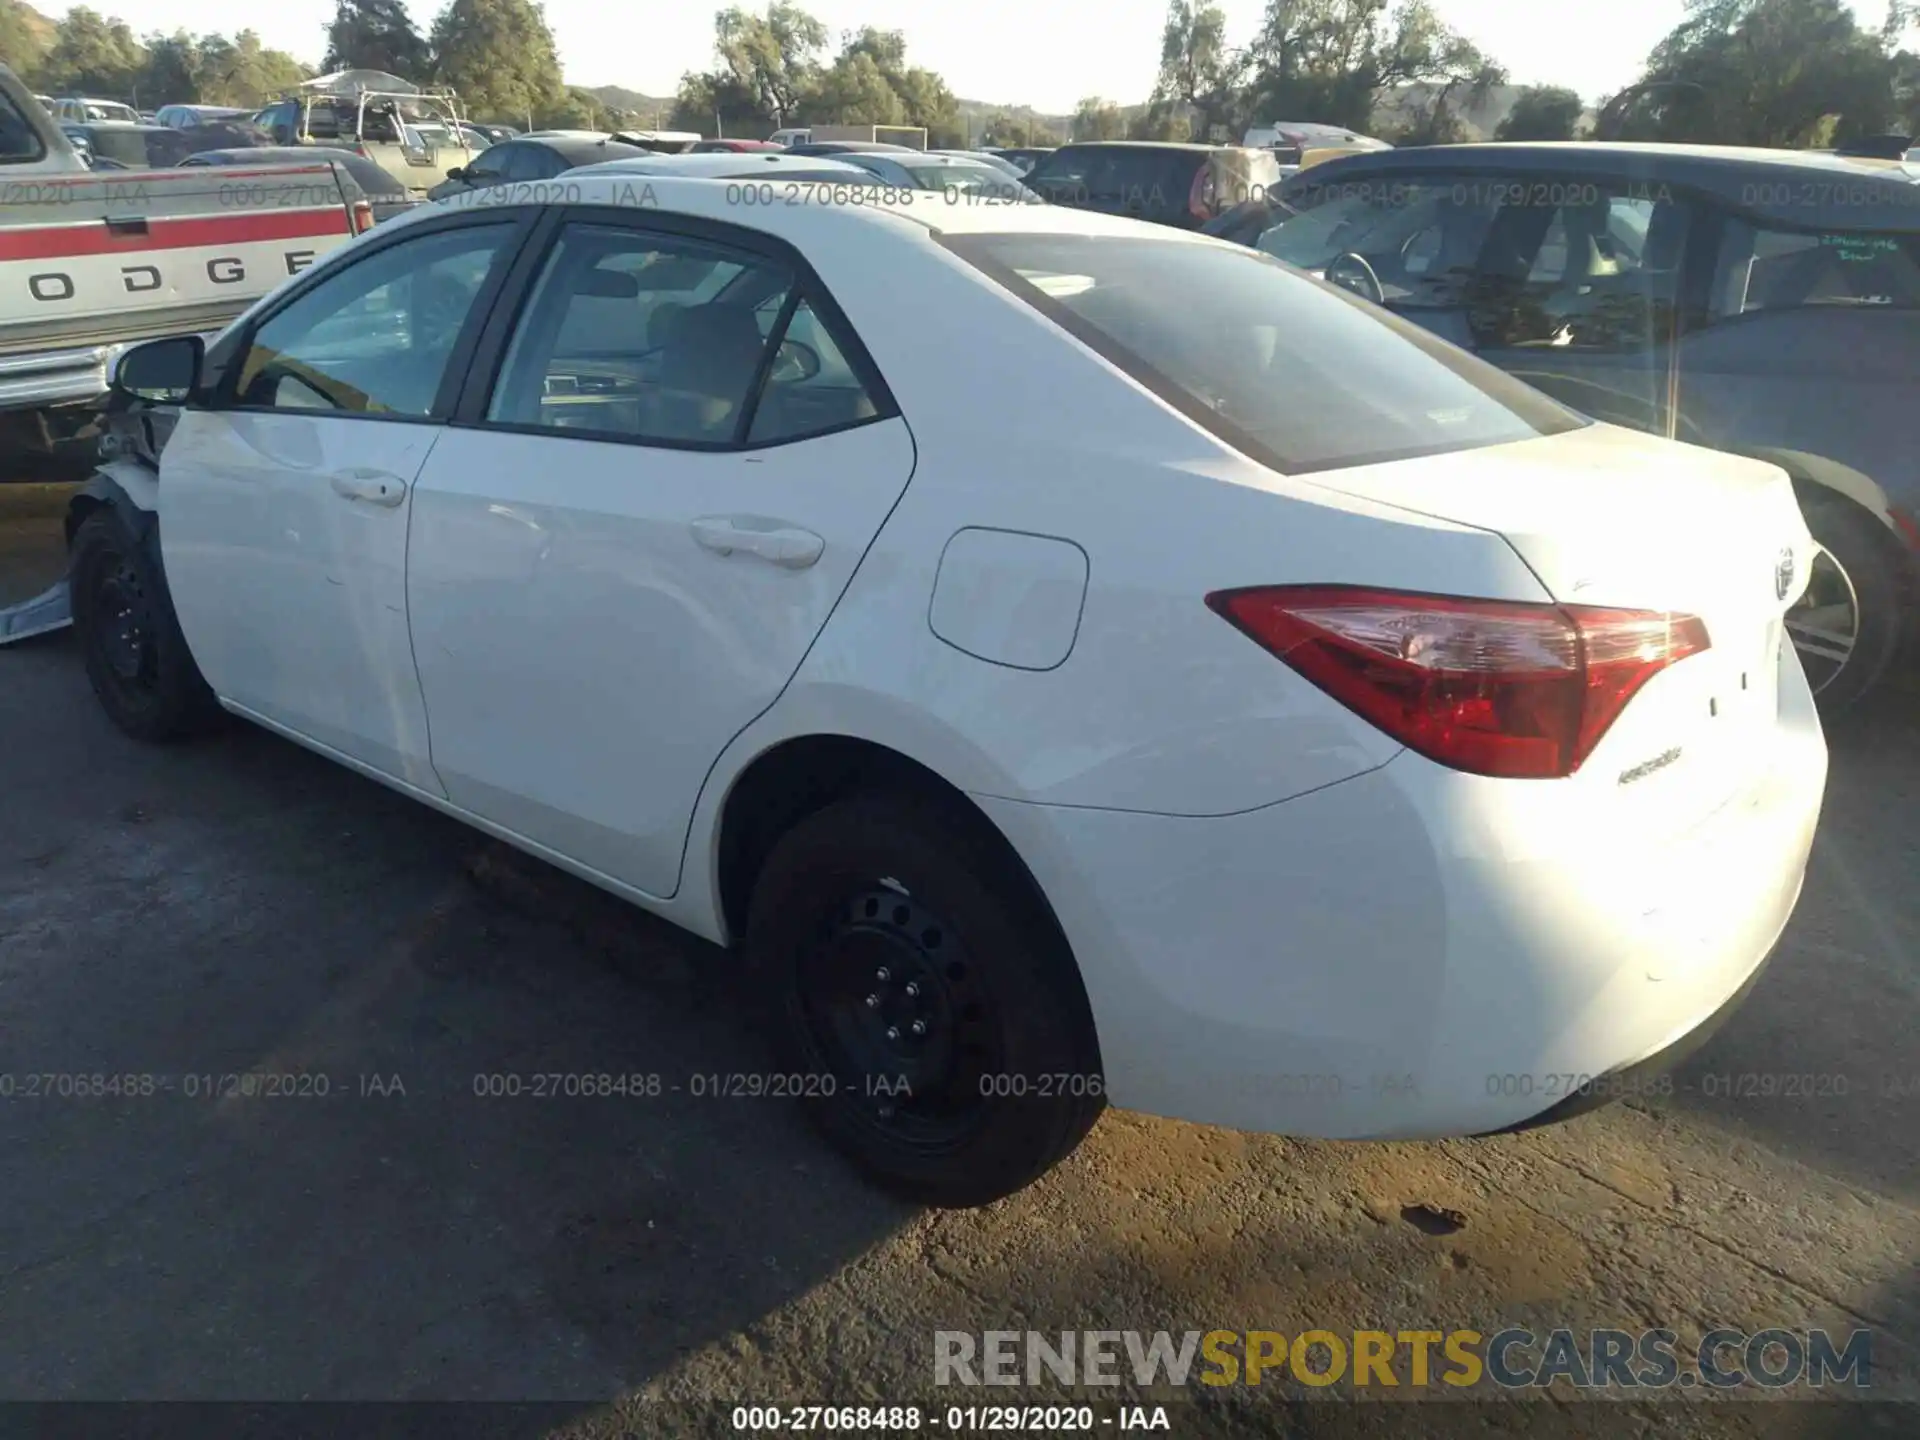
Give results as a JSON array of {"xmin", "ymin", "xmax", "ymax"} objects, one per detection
[
  {"xmin": 1889, "ymin": 503, "xmax": 1920, "ymax": 554},
  {"xmin": 1188, "ymin": 164, "xmax": 1215, "ymax": 220},
  {"xmin": 1205, "ymin": 586, "xmax": 1711, "ymax": 779},
  {"xmin": 350, "ymin": 200, "xmax": 374, "ymax": 233}
]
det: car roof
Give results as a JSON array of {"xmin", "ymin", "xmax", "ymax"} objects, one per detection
[
  {"xmin": 581, "ymin": 152, "xmax": 874, "ymax": 177},
  {"xmin": 1293, "ymin": 141, "xmax": 1920, "ymax": 232},
  {"xmin": 530, "ymin": 136, "xmax": 652, "ymax": 161},
  {"xmin": 786, "ymin": 141, "xmax": 917, "ymax": 153},
  {"xmin": 425, "ymin": 172, "xmax": 1207, "ymax": 242},
  {"xmin": 1052, "ymin": 141, "xmax": 1226, "ymax": 153}
]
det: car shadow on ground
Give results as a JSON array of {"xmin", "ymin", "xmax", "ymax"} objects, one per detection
[
  {"xmin": 0, "ymin": 630, "xmax": 914, "ymax": 1403},
  {"xmin": 3, "ymin": 626, "xmax": 1917, "ymax": 1436}
]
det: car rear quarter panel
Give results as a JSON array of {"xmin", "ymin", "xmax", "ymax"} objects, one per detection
[
  {"xmin": 1675, "ymin": 308, "xmax": 1920, "ymax": 517},
  {"xmin": 734, "ymin": 223, "xmax": 1554, "ymax": 817}
]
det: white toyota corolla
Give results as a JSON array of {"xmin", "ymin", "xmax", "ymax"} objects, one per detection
[{"xmin": 74, "ymin": 174, "xmax": 1828, "ymax": 1206}]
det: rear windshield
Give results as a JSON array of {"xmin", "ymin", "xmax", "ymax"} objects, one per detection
[
  {"xmin": 942, "ymin": 233, "xmax": 1586, "ymax": 473},
  {"xmin": 904, "ymin": 161, "xmax": 1029, "ymax": 196}
]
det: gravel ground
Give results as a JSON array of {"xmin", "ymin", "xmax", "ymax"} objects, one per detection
[{"xmin": 0, "ymin": 514, "xmax": 1916, "ymax": 1440}]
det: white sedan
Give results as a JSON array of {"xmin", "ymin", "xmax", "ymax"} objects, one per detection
[{"xmin": 77, "ymin": 175, "xmax": 1828, "ymax": 1206}]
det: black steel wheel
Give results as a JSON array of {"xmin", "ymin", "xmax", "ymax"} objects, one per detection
[
  {"xmin": 745, "ymin": 790, "xmax": 1105, "ymax": 1207},
  {"xmin": 793, "ymin": 884, "xmax": 1005, "ymax": 1156},
  {"xmin": 69, "ymin": 509, "xmax": 220, "ymax": 742}
]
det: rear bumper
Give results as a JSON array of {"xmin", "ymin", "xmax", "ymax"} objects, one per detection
[
  {"xmin": 976, "ymin": 634, "xmax": 1828, "ymax": 1140},
  {"xmin": 1477, "ymin": 931, "xmax": 1781, "ymax": 1135}
]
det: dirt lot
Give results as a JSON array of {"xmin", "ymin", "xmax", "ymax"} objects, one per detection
[{"xmin": 1, "ymin": 517, "xmax": 1917, "ymax": 1439}]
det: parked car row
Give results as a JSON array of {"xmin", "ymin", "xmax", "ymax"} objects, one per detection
[{"xmin": 5, "ymin": 51, "xmax": 1917, "ymax": 710}]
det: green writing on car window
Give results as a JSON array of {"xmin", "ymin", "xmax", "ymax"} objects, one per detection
[{"xmin": 1819, "ymin": 233, "xmax": 1899, "ymax": 262}]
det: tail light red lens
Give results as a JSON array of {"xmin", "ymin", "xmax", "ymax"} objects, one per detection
[
  {"xmin": 350, "ymin": 200, "xmax": 374, "ymax": 234},
  {"xmin": 1188, "ymin": 164, "xmax": 1215, "ymax": 220},
  {"xmin": 1889, "ymin": 502, "xmax": 1920, "ymax": 554},
  {"xmin": 1205, "ymin": 586, "xmax": 1711, "ymax": 779}
]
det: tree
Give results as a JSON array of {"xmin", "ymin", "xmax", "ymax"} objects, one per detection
[
  {"xmin": 196, "ymin": 30, "xmax": 308, "ymax": 105},
  {"xmin": 1595, "ymin": 0, "xmax": 1905, "ymax": 146},
  {"xmin": 1153, "ymin": 1, "xmax": 1245, "ymax": 141},
  {"xmin": 0, "ymin": 0, "xmax": 55, "ymax": 82},
  {"xmin": 429, "ymin": 0, "xmax": 565, "ymax": 125},
  {"xmin": 1130, "ymin": 99, "xmax": 1194, "ymax": 140},
  {"xmin": 804, "ymin": 50, "xmax": 907, "ymax": 126},
  {"xmin": 323, "ymin": 0, "xmax": 430, "ymax": 76},
  {"xmin": 980, "ymin": 110, "xmax": 1062, "ymax": 146},
  {"xmin": 807, "ymin": 26, "xmax": 962, "ymax": 143},
  {"xmin": 37, "ymin": 7, "xmax": 145, "ymax": 98},
  {"xmin": 713, "ymin": 2, "xmax": 827, "ymax": 127},
  {"xmin": 670, "ymin": 68, "xmax": 763, "ymax": 137},
  {"xmin": 137, "ymin": 32, "xmax": 201, "ymax": 105},
  {"xmin": 1494, "ymin": 84, "xmax": 1584, "ymax": 140},
  {"xmin": 1244, "ymin": 0, "xmax": 1505, "ymax": 136},
  {"xmin": 1072, "ymin": 96, "xmax": 1128, "ymax": 140}
]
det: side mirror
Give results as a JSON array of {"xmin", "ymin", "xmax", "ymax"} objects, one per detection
[
  {"xmin": 445, "ymin": 165, "xmax": 468, "ymax": 181},
  {"xmin": 112, "ymin": 335, "xmax": 204, "ymax": 404}
]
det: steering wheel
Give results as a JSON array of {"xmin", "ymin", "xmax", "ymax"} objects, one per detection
[{"xmin": 1324, "ymin": 251, "xmax": 1385, "ymax": 305}]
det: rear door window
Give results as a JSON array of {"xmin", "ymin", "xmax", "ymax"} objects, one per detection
[
  {"xmin": 1466, "ymin": 183, "xmax": 1697, "ymax": 353},
  {"xmin": 1713, "ymin": 221, "xmax": 1920, "ymax": 316},
  {"xmin": 0, "ymin": 88, "xmax": 44, "ymax": 163},
  {"xmin": 943, "ymin": 232, "xmax": 1583, "ymax": 474},
  {"xmin": 503, "ymin": 145, "xmax": 556, "ymax": 181}
]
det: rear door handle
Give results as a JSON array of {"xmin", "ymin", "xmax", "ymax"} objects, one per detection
[
  {"xmin": 327, "ymin": 467, "xmax": 408, "ymax": 507},
  {"xmin": 689, "ymin": 516, "xmax": 824, "ymax": 569}
]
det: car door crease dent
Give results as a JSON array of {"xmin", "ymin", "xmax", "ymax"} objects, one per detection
[
  {"xmin": 668, "ymin": 414, "xmax": 923, "ymax": 900},
  {"xmin": 403, "ymin": 426, "xmax": 457, "ymax": 803}
]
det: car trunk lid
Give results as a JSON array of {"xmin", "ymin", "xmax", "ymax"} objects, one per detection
[{"xmin": 1300, "ymin": 421, "xmax": 1814, "ymax": 820}]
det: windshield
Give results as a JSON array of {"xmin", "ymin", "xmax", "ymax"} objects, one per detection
[
  {"xmin": 87, "ymin": 102, "xmax": 138, "ymax": 123},
  {"xmin": 942, "ymin": 232, "xmax": 1585, "ymax": 473},
  {"xmin": 905, "ymin": 162, "xmax": 1033, "ymax": 197},
  {"xmin": 84, "ymin": 127, "xmax": 193, "ymax": 168}
]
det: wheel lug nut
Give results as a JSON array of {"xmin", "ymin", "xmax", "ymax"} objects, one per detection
[
  {"xmin": 885, "ymin": 1026, "xmax": 900, "ymax": 1041},
  {"xmin": 904, "ymin": 982, "xmax": 919, "ymax": 998},
  {"xmin": 910, "ymin": 1020, "xmax": 926, "ymax": 1036},
  {"xmin": 865, "ymin": 994, "xmax": 880, "ymax": 1008},
  {"xmin": 875, "ymin": 967, "xmax": 891, "ymax": 982}
]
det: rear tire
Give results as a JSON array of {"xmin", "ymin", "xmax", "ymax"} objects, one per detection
[
  {"xmin": 69, "ymin": 509, "xmax": 221, "ymax": 742},
  {"xmin": 1791, "ymin": 495, "xmax": 1907, "ymax": 714},
  {"xmin": 743, "ymin": 790, "xmax": 1105, "ymax": 1207}
]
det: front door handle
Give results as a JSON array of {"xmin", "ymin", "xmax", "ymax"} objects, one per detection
[
  {"xmin": 328, "ymin": 468, "xmax": 408, "ymax": 507},
  {"xmin": 689, "ymin": 516, "xmax": 824, "ymax": 569}
]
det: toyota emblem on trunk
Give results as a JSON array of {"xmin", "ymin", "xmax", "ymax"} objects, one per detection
[{"xmin": 1775, "ymin": 548, "xmax": 1796, "ymax": 601}]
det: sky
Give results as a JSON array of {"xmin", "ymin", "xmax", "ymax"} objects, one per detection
[{"xmin": 44, "ymin": 0, "xmax": 1903, "ymax": 115}]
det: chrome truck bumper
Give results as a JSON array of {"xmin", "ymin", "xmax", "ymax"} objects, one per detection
[
  {"xmin": 0, "ymin": 343, "xmax": 124, "ymax": 411},
  {"xmin": 0, "ymin": 579, "xmax": 69, "ymax": 644}
]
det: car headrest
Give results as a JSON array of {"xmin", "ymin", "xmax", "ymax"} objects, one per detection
[{"xmin": 578, "ymin": 267, "xmax": 639, "ymax": 300}]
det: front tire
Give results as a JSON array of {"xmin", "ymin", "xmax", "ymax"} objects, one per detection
[
  {"xmin": 1790, "ymin": 496, "xmax": 1908, "ymax": 714},
  {"xmin": 743, "ymin": 791, "xmax": 1105, "ymax": 1207},
  {"xmin": 69, "ymin": 509, "xmax": 220, "ymax": 742}
]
